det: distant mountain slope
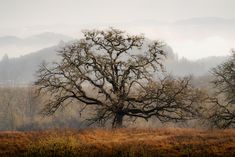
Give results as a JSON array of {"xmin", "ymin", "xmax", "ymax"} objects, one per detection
[
  {"xmin": 0, "ymin": 32, "xmax": 72, "ymax": 46},
  {"xmin": 170, "ymin": 17, "xmax": 235, "ymax": 39},
  {"xmin": 166, "ymin": 56, "xmax": 227, "ymax": 76},
  {"xmin": 0, "ymin": 36, "xmax": 21, "ymax": 45},
  {"xmin": 0, "ymin": 42, "xmax": 228, "ymax": 85},
  {"xmin": 0, "ymin": 46, "xmax": 59, "ymax": 84},
  {"xmin": 0, "ymin": 32, "xmax": 73, "ymax": 58},
  {"xmin": 173, "ymin": 17, "xmax": 235, "ymax": 26}
]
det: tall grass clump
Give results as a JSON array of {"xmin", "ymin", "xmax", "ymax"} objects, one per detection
[{"xmin": 25, "ymin": 132, "xmax": 80, "ymax": 157}]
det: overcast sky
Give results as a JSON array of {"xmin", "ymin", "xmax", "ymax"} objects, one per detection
[
  {"xmin": 1, "ymin": 0, "xmax": 235, "ymax": 26},
  {"xmin": 0, "ymin": 0, "xmax": 235, "ymax": 59}
]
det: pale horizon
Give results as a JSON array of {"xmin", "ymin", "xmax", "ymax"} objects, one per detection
[{"xmin": 0, "ymin": 0, "xmax": 234, "ymax": 60}]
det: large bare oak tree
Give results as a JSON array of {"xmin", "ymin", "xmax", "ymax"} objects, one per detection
[{"xmin": 36, "ymin": 28, "xmax": 203, "ymax": 127}]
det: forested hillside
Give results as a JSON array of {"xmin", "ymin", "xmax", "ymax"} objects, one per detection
[{"xmin": 0, "ymin": 42, "xmax": 227, "ymax": 85}]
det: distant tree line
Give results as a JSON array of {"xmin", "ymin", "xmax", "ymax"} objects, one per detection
[{"xmin": 0, "ymin": 87, "xmax": 87, "ymax": 131}]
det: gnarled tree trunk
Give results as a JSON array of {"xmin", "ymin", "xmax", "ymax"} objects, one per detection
[{"xmin": 113, "ymin": 111, "xmax": 125, "ymax": 128}]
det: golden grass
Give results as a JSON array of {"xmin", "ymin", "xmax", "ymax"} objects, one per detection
[{"xmin": 0, "ymin": 128, "xmax": 235, "ymax": 157}]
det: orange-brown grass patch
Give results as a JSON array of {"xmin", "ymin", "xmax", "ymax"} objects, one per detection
[{"xmin": 0, "ymin": 128, "xmax": 235, "ymax": 157}]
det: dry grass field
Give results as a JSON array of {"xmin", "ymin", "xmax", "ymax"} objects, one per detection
[{"xmin": 0, "ymin": 128, "xmax": 235, "ymax": 157}]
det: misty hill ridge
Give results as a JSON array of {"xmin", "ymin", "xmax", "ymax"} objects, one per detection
[
  {"xmin": 0, "ymin": 41, "xmax": 227, "ymax": 85},
  {"xmin": 129, "ymin": 17, "xmax": 235, "ymax": 27},
  {"xmin": 173, "ymin": 17, "xmax": 235, "ymax": 26},
  {"xmin": 0, "ymin": 32, "xmax": 73, "ymax": 46}
]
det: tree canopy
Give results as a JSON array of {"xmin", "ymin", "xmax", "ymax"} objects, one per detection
[{"xmin": 36, "ymin": 28, "xmax": 204, "ymax": 127}]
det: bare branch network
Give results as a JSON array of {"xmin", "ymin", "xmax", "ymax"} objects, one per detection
[
  {"xmin": 36, "ymin": 28, "xmax": 204, "ymax": 128},
  {"xmin": 208, "ymin": 50, "xmax": 235, "ymax": 128}
]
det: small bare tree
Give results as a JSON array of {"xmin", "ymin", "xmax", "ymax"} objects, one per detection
[
  {"xmin": 36, "ymin": 28, "xmax": 203, "ymax": 127},
  {"xmin": 208, "ymin": 50, "xmax": 235, "ymax": 128}
]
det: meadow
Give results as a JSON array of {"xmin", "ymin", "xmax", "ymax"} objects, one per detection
[{"xmin": 0, "ymin": 128, "xmax": 235, "ymax": 157}]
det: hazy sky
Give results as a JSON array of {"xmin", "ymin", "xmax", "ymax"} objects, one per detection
[
  {"xmin": 0, "ymin": 0, "xmax": 235, "ymax": 59},
  {"xmin": 1, "ymin": 0, "xmax": 235, "ymax": 26}
]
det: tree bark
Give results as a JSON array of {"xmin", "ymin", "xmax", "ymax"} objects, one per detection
[{"xmin": 113, "ymin": 112, "xmax": 124, "ymax": 128}]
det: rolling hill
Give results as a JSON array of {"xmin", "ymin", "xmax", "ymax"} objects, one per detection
[{"xmin": 0, "ymin": 40, "xmax": 227, "ymax": 85}]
